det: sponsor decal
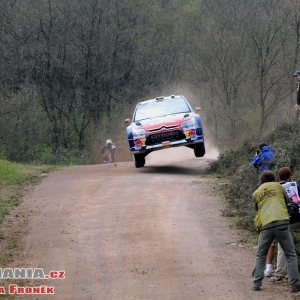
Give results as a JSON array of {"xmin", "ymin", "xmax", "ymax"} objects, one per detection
[
  {"xmin": 134, "ymin": 138, "xmax": 146, "ymax": 150},
  {"xmin": 133, "ymin": 134, "xmax": 146, "ymax": 139},
  {"xmin": 182, "ymin": 125, "xmax": 196, "ymax": 131},
  {"xmin": 184, "ymin": 128, "xmax": 197, "ymax": 139},
  {"xmin": 150, "ymin": 131, "xmax": 178, "ymax": 139},
  {"xmin": 183, "ymin": 131, "xmax": 189, "ymax": 138},
  {"xmin": 188, "ymin": 130, "xmax": 196, "ymax": 137}
]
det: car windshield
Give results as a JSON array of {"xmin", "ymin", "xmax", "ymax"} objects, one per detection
[{"xmin": 134, "ymin": 98, "xmax": 191, "ymax": 121}]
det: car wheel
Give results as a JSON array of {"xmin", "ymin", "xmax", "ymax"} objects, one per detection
[
  {"xmin": 132, "ymin": 153, "xmax": 145, "ymax": 168},
  {"xmin": 194, "ymin": 143, "xmax": 205, "ymax": 157}
]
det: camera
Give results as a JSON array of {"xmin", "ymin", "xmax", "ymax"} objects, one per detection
[{"xmin": 256, "ymin": 149, "xmax": 260, "ymax": 155}]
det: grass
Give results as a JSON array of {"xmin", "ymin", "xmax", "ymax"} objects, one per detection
[
  {"xmin": 0, "ymin": 159, "xmax": 54, "ymax": 186},
  {"xmin": 0, "ymin": 159, "xmax": 56, "ymax": 298},
  {"xmin": 0, "ymin": 159, "xmax": 56, "ymax": 221},
  {"xmin": 0, "ymin": 159, "xmax": 55, "ymax": 269}
]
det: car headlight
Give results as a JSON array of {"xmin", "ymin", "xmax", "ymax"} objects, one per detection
[
  {"xmin": 181, "ymin": 118, "xmax": 195, "ymax": 128},
  {"xmin": 132, "ymin": 127, "xmax": 147, "ymax": 136}
]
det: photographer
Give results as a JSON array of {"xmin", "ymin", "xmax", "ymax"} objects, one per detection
[
  {"xmin": 252, "ymin": 143, "xmax": 274, "ymax": 174},
  {"xmin": 252, "ymin": 142, "xmax": 275, "ymax": 278},
  {"xmin": 251, "ymin": 170, "xmax": 300, "ymax": 292}
]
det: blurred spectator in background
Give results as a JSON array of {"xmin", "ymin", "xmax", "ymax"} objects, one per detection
[
  {"xmin": 101, "ymin": 139, "xmax": 116, "ymax": 163},
  {"xmin": 293, "ymin": 70, "xmax": 300, "ymax": 119},
  {"xmin": 252, "ymin": 143, "xmax": 274, "ymax": 174}
]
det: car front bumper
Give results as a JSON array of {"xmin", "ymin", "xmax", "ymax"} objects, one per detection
[{"xmin": 130, "ymin": 138, "xmax": 204, "ymax": 154}]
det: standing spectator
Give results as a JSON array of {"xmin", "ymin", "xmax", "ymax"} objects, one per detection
[
  {"xmin": 252, "ymin": 143, "xmax": 274, "ymax": 174},
  {"xmin": 101, "ymin": 139, "xmax": 117, "ymax": 163},
  {"xmin": 269, "ymin": 167, "xmax": 300, "ymax": 283},
  {"xmin": 293, "ymin": 70, "xmax": 300, "ymax": 119},
  {"xmin": 263, "ymin": 241, "xmax": 275, "ymax": 277},
  {"xmin": 252, "ymin": 170, "xmax": 300, "ymax": 292},
  {"xmin": 252, "ymin": 143, "xmax": 275, "ymax": 276}
]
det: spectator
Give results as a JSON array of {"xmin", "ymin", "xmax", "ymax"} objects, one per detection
[
  {"xmin": 252, "ymin": 143, "xmax": 274, "ymax": 174},
  {"xmin": 263, "ymin": 241, "xmax": 275, "ymax": 278},
  {"xmin": 252, "ymin": 170, "xmax": 300, "ymax": 292},
  {"xmin": 268, "ymin": 167, "xmax": 300, "ymax": 283},
  {"xmin": 252, "ymin": 143, "xmax": 275, "ymax": 276},
  {"xmin": 101, "ymin": 139, "xmax": 116, "ymax": 163},
  {"xmin": 293, "ymin": 70, "xmax": 300, "ymax": 119}
]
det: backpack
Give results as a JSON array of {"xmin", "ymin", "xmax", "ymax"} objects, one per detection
[
  {"xmin": 287, "ymin": 202, "xmax": 300, "ymax": 224},
  {"xmin": 282, "ymin": 181, "xmax": 300, "ymax": 224},
  {"xmin": 282, "ymin": 181, "xmax": 300, "ymax": 204}
]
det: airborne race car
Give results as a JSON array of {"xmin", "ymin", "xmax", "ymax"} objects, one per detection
[{"xmin": 125, "ymin": 95, "xmax": 205, "ymax": 168}]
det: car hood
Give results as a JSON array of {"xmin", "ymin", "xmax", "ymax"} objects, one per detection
[{"xmin": 134, "ymin": 113, "xmax": 192, "ymax": 132}]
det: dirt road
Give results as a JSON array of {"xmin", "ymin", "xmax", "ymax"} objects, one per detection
[{"xmin": 2, "ymin": 148, "xmax": 295, "ymax": 299}]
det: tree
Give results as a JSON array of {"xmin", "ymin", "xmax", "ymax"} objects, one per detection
[{"xmin": 245, "ymin": 0, "xmax": 293, "ymax": 136}]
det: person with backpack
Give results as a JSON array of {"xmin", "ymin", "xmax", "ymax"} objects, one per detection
[
  {"xmin": 252, "ymin": 143, "xmax": 274, "ymax": 174},
  {"xmin": 101, "ymin": 139, "xmax": 117, "ymax": 163},
  {"xmin": 252, "ymin": 170, "xmax": 300, "ymax": 292},
  {"xmin": 267, "ymin": 167, "xmax": 300, "ymax": 283}
]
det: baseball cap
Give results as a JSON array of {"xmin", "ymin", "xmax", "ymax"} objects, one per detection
[
  {"xmin": 293, "ymin": 71, "xmax": 300, "ymax": 77},
  {"xmin": 106, "ymin": 139, "xmax": 113, "ymax": 144}
]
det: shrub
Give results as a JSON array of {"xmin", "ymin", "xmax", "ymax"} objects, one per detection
[{"xmin": 208, "ymin": 120, "xmax": 300, "ymax": 235}]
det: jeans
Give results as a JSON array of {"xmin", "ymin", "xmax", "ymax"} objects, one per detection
[
  {"xmin": 275, "ymin": 243, "xmax": 287, "ymax": 276},
  {"xmin": 252, "ymin": 225, "xmax": 299, "ymax": 289}
]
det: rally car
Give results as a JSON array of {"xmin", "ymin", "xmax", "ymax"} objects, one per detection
[{"xmin": 124, "ymin": 95, "xmax": 205, "ymax": 168}]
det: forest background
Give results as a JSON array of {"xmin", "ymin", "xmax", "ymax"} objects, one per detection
[{"xmin": 1, "ymin": 0, "xmax": 300, "ymax": 165}]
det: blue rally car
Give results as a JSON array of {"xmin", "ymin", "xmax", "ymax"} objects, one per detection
[{"xmin": 124, "ymin": 95, "xmax": 205, "ymax": 168}]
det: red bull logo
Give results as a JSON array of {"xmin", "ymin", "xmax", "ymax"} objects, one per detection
[
  {"xmin": 188, "ymin": 130, "xmax": 196, "ymax": 137},
  {"xmin": 135, "ymin": 139, "xmax": 143, "ymax": 146},
  {"xmin": 135, "ymin": 138, "xmax": 146, "ymax": 147}
]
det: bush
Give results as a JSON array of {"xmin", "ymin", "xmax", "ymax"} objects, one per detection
[{"xmin": 208, "ymin": 120, "xmax": 300, "ymax": 235}]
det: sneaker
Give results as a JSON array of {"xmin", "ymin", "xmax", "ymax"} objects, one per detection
[
  {"xmin": 270, "ymin": 275, "xmax": 283, "ymax": 282},
  {"xmin": 264, "ymin": 269, "xmax": 272, "ymax": 277},
  {"xmin": 252, "ymin": 286, "xmax": 261, "ymax": 291}
]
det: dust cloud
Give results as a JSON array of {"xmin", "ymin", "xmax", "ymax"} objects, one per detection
[{"xmin": 146, "ymin": 142, "xmax": 219, "ymax": 166}]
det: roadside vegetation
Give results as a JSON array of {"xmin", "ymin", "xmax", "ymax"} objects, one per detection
[
  {"xmin": 0, "ymin": 159, "xmax": 55, "ymax": 269},
  {"xmin": 207, "ymin": 120, "xmax": 300, "ymax": 259},
  {"xmin": 0, "ymin": 159, "xmax": 55, "ymax": 224}
]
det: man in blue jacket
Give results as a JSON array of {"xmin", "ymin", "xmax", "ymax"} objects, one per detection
[{"xmin": 252, "ymin": 143, "xmax": 274, "ymax": 174}]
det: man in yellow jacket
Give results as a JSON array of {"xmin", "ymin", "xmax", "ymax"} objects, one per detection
[{"xmin": 252, "ymin": 170, "xmax": 300, "ymax": 292}]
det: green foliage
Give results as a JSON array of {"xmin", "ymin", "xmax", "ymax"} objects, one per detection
[
  {"xmin": 209, "ymin": 140, "xmax": 256, "ymax": 177},
  {"xmin": 208, "ymin": 121, "xmax": 300, "ymax": 235},
  {"xmin": 0, "ymin": 194, "xmax": 21, "ymax": 224},
  {"xmin": 55, "ymin": 148, "xmax": 91, "ymax": 166},
  {"xmin": 0, "ymin": 159, "xmax": 54, "ymax": 225},
  {"xmin": 0, "ymin": 160, "xmax": 38, "ymax": 186}
]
